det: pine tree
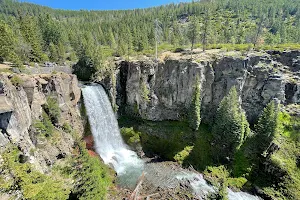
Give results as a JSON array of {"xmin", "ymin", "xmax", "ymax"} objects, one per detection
[
  {"xmin": 108, "ymin": 28, "xmax": 116, "ymax": 49},
  {"xmin": 73, "ymin": 142, "xmax": 112, "ymax": 200},
  {"xmin": 201, "ymin": 2, "xmax": 214, "ymax": 51},
  {"xmin": 255, "ymin": 100, "xmax": 279, "ymax": 154},
  {"xmin": 187, "ymin": 15, "xmax": 199, "ymax": 53},
  {"xmin": 49, "ymin": 42, "xmax": 58, "ymax": 62},
  {"xmin": 19, "ymin": 15, "xmax": 46, "ymax": 62},
  {"xmin": 212, "ymin": 87, "xmax": 250, "ymax": 161},
  {"xmin": 124, "ymin": 27, "xmax": 133, "ymax": 59},
  {"xmin": 57, "ymin": 41, "xmax": 66, "ymax": 62},
  {"xmin": 0, "ymin": 20, "xmax": 18, "ymax": 63},
  {"xmin": 189, "ymin": 75, "xmax": 201, "ymax": 131}
]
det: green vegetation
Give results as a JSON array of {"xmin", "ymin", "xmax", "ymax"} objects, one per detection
[
  {"xmin": 0, "ymin": 146, "xmax": 70, "ymax": 200},
  {"xmin": 44, "ymin": 96, "xmax": 61, "ymax": 124},
  {"xmin": 187, "ymin": 15, "xmax": 199, "ymax": 52},
  {"xmin": 119, "ymin": 118, "xmax": 213, "ymax": 169},
  {"xmin": 188, "ymin": 75, "xmax": 201, "ymax": 131},
  {"xmin": 212, "ymin": 87, "xmax": 250, "ymax": 162},
  {"xmin": 0, "ymin": 137, "xmax": 112, "ymax": 200},
  {"xmin": 119, "ymin": 98, "xmax": 300, "ymax": 199},
  {"xmin": 10, "ymin": 75, "xmax": 23, "ymax": 86},
  {"xmin": 120, "ymin": 127, "xmax": 141, "ymax": 147},
  {"xmin": 174, "ymin": 145, "xmax": 194, "ymax": 165},
  {"xmin": 0, "ymin": 0, "xmax": 299, "ymax": 76},
  {"xmin": 0, "ymin": 20, "xmax": 20, "ymax": 65},
  {"xmin": 252, "ymin": 113, "xmax": 300, "ymax": 199},
  {"xmin": 140, "ymin": 81, "xmax": 150, "ymax": 103},
  {"xmin": 72, "ymin": 142, "xmax": 112, "ymax": 200},
  {"xmin": 62, "ymin": 122, "xmax": 72, "ymax": 133},
  {"xmin": 204, "ymin": 166, "xmax": 229, "ymax": 200},
  {"xmin": 255, "ymin": 100, "xmax": 279, "ymax": 155},
  {"xmin": 33, "ymin": 111, "xmax": 54, "ymax": 138}
]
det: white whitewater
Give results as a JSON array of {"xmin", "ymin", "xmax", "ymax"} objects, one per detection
[
  {"xmin": 82, "ymin": 85, "xmax": 144, "ymax": 187},
  {"xmin": 82, "ymin": 85, "xmax": 261, "ymax": 199}
]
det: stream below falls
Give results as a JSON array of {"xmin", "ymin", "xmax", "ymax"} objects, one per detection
[{"xmin": 82, "ymin": 85, "xmax": 262, "ymax": 200}]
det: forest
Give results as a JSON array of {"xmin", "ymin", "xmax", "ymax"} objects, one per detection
[{"xmin": 0, "ymin": 0, "xmax": 300, "ymax": 69}]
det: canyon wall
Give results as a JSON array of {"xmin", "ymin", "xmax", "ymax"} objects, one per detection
[
  {"xmin": 103, "ymin": 50, "xmax": 300, "ymax": 123},
  {"xmin": 0, "ymin": 73, "xmax": 82, "ymax": 172}
]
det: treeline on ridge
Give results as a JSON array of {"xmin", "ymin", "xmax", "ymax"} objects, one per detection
[{"xmin": 0, "ymin": 0, "xmax": 300, "ymax": 69}]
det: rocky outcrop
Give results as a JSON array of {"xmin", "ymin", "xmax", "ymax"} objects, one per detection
[
  {"xmin": 104, "ymin": 50, "xmax": 300, "ymax": 123},
  {"xmin": 0, "ymin": 73, "xmax": 82, "ymax": 172}
]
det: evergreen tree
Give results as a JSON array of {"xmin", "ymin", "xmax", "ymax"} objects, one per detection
[
  {"xmin": 201, "ymin": 2, "xmax": 214, "ymax": 51},
  {"xmin": 73, "ymin": 142, "xmax": 112, "ymax": 200},
  {"xmin": 0, "ymin": 20, "xmax": 18, "ymax": 63},
  {"xmin": 0, "ymin": 0, "xmax": 299, "ymax": 64},
  {"xmin": 189, "ymin": 75, "xmax": 201, "ymax": 131},
  {"xmin": 124, "ymin": 27, "xmax": 133, "ymax": 59},
  {"xmin": 212, "ymin": 87, "xmax": 250, "ymax": 162},
  {"xmin": 19, "ymin": 15, "xmax": 46, "ymax": 62},
  {"xmin": 57, "ymin": 41, "xmax": 66, "ymax": 62},
  {"xmin": 255, "ymin": 100, "xmax": 279, "ymax": 155},
  {"xmin": 187, "ymin": 15, "xmax": 199, "ymax": 52},
  {"xmin": 49, "ymin": 42, "xmax": 58, "ymax": 62},
  {"xmin": 108, "ymin": 28, "xmax": 116, "ymax": 49}
]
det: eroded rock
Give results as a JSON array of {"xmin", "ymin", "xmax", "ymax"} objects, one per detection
[{"xmin": 103, "ymin": 51, "xmax": 300, "ymax": 124}]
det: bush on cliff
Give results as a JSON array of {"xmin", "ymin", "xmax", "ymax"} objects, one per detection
[
  {"xmin": 120, "ymin": 127, "xmax": 141, "ymax": 147},
  {"xmin": 44, "ymin": 96, "xmax": 61, "ymax": 124},
  {"xmin": 33, "ymin": 111, "xmax": 54, "ymax": 138}
]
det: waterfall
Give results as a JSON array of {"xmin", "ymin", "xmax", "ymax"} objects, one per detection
[
  {"xmin": 82, "ymin": 85, "xmax": 144, "ymax": 188},
  {"xmin": 82, "ymin": 84, "xmax": 261, "ymax": 199}
]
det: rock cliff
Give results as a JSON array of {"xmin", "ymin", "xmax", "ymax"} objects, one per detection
[
  {"xmin": 0, "ymin": 73, "xmax": 82, "ymax": 172},
  {"xmin": 103, "ymin": 50, "xmax": 300, "ymax": 123}
]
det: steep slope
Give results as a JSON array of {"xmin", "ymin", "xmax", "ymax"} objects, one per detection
[
  {"xmin": 0, "ymin": 72, "xmax": 84, "ymax": 199},
  {"xmin": 102, "ymin": 50, "xmax": 300, "ymax": 124}
]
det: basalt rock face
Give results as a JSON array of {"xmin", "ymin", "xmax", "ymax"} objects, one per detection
[
  {"xmin": 105, "ymin": 51, "xmax": 300, "ymax": 123},
  {"xmin": 0, "ymin": 73, "xmax": 82, "ymax": 172}
]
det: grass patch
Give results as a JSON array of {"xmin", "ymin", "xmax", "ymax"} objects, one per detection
[{"xmin": 10, "ymin": 75, "xmax": 23, "ymax": 86}]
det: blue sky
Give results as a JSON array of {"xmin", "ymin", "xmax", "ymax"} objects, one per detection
[{"xmin": 21, "ymin": 0, "xmax": 192, "ymax": 10}]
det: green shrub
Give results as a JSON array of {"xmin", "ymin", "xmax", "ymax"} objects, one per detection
[
  {"xmin": 174, "ymin": 145, "xmax": 194, "ymax": 165},
  {"xmin": 140, "ymin": 81, "xmax": 150, "ymax": 103},
  {"xmin": 228, "ymin": 177, "xmax": 248, "ymax": 189},
  {"xmin": 62, "ymin": 122, "xmax": 72, "ymax": 133},
  {"xmin": 44, "ymin": 96, "xmax": 61, "ymax": 123},
  {"xmin": 204, "ymin": 166, "xmax": 229, "ymax": 200},
  {"xmin": 120, "ymin": 127, "xmax": 141, "ymax": 147},
  {"xmin": 232, "ymin": 150, "xmax": 252, "ymax": 177},
  {"xmin": 33, "ymin": 111, "xmax": 54, "ymax": 137},
  {"xmin": 10, "ymin": 75, "xmax": 23, "ymax": 86}
]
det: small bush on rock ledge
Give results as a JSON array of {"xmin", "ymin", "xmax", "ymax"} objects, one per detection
[{"xmin": 44, "ymin": 96, "xmax": 61, "ymax": 124}]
